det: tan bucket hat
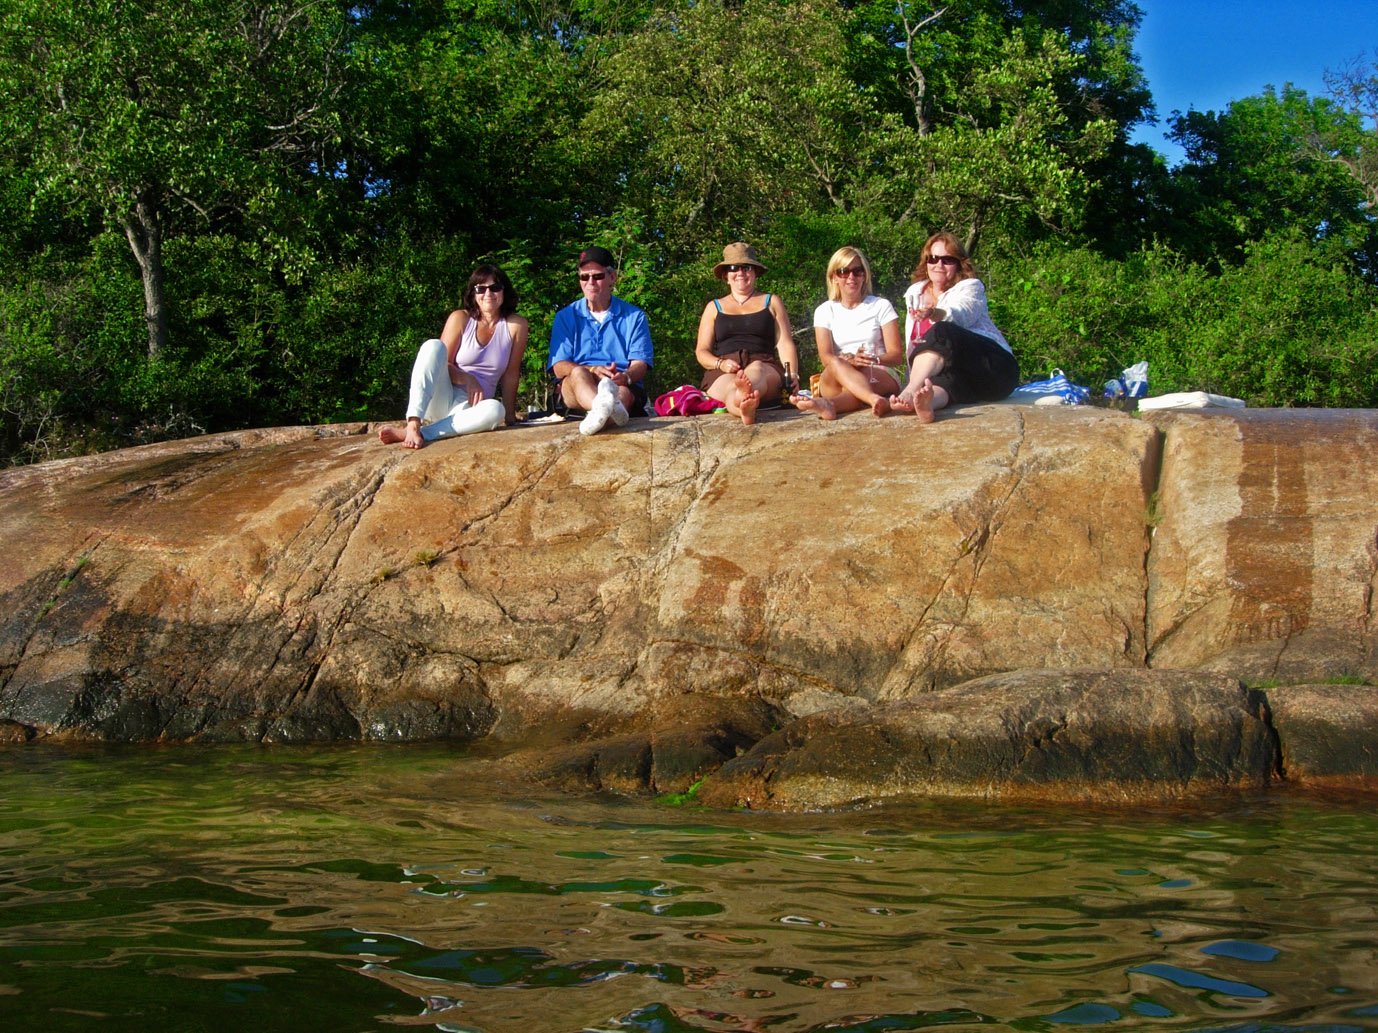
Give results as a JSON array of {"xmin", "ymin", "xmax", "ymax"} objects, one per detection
[{"xmin": 712, "ymin": 241, "xmax": 767, "ymax": 279}]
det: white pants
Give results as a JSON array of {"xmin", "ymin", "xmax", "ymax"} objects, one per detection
[{"xmin": 406, "ymin": 338, "xmax": 505, "ymax": 441}]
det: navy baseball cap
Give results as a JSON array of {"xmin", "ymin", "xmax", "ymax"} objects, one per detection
[{"xmin": 577, "ymin": 246, "xmax": 616, "ymax": 268}]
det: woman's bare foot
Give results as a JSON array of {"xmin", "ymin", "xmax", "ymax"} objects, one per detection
[
  {"xmin": 379, "ymin": 420, "xmax": 426, "ymax": 448},
  {"xmin": 871, "ymin": 394, "xmax": 892, "ymax": 417},
  {"xmin": 888, "ymin": 392, "xmax": 915, "ymax": 413},
  {"xmin": 910, "ymin": 379, "xmax": 937, "ymax": 424},
  {"xmin": 734, "ymin": 370, "xmax": 760, "ymax": 425},
  {"xmin": 792, "ymin": 393, "xmax": 838, "ymax": 420},
  {"xmin": 738, "ymin": 386, "xmax": 761, "ymax": 425}
]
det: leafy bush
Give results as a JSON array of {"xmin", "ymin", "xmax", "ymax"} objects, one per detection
[{"xmin": 988, "ymin": 232, "xmax": 1378, "ymax": 405}]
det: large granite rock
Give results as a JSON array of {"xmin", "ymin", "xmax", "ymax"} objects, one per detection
[{"xmin": 0, "ymin": 406, "xmax": 1375, "ymax": 806}]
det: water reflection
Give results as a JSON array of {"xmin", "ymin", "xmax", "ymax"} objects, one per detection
[{"xmin": 0, "ymin": 745, "xmax": 1376, "ymax": 1032}]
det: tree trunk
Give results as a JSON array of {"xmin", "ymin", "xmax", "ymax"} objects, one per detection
[
  {"xmin": 901, "ymin": 3, "xmax": 945, "ymax": 136},
  {"xmin": 120, "ymin": 194, "xmax": 168, "ymax": 359}
]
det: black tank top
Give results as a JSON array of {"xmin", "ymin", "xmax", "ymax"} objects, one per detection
[{"xmin": 712, "ymin": 296, "xmax": 775, "ymax": 357}]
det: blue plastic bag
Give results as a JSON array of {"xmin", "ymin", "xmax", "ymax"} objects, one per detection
[{"xmin": 1008, "ymin": 369, "xmax": 1090, "ymax": 405}]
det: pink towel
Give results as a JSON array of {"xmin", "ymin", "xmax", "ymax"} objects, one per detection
[{"xmin": 654, "ymin": 385, "xmax": 721, "ymax": 416}]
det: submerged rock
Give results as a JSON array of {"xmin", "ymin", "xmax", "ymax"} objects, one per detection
[
  {"xmin": 1265, "ymin": 683, "xmax": 1378, "ymax": 785},
  {"xmin": 0, "ymin": 408, "xmax": 1375, "ymax": 807},
  {"xmin": 695, "ymin": 670, "xmax": 1276, "ymax": 809}
]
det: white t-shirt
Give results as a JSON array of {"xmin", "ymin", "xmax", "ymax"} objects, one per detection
[{"xmin": 813, "ymin": 296, "xmax": 899, "ymax": 359}]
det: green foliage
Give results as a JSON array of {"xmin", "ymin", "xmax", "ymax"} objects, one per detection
[
  {"xmin": 587, "ymin": 0, "xmax": 889, "ymax": 247},
  {"xmin": 990, "ymin": 231, "xmax": 1378, "ymax": 406},
  {"xmin": 1322, "ymin": 59, "xmax": 1378, "ymax": 212},
  {"xmin": 900, "ymin": 27, "xmax": 1117, "ymax": 251},
  {"xmin": 0, "ymin": 0, "xmax": 361, "ymax": 356},
  {"xmin": 655, "ymin": 777, "xmax": 707, "ymax": 807},
  {"xmin": 1162, "ymin": 86, "xmax": 1377, "ymax": 269},
  {"xmin": 0, "ymin": 1, "xmax": 1375, "ymax": 465}
]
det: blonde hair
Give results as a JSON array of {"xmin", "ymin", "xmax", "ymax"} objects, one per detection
[{"xmin": 824, "ymin": 246, "xmax": 874, "ymax": 302}]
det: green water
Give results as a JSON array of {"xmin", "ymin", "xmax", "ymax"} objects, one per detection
[{"xmin": 2, "ymin": 746, "xmax": 1376, "ymax": 1032}]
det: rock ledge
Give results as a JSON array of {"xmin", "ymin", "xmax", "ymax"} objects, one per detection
[{"xmin": 1, "ymin": 407, "xmax": 1375, "ymax": 808}]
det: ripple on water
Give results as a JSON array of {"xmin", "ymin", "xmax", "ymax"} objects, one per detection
[{"xmin": 2, "ymin": 746, "xmax": 1378, "ymax": 1032}]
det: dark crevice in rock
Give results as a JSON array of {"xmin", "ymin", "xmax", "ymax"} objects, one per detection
[
  {"xmin": 1140, "ymin": 423, "xmax": 1166, "ymax": 667},
  {"xmin": 1254, "ymin": 689, "xmax": 1287, "ymax": 782},
  {"xmin": 884, "ymin": 432, "xmax": 1027, "ymax": 696},
  {"xmin": 252, "ymin": 464, "xmax": 398, "ymax": 713},
  {"xmin": 4, "ymin": 534, "xmax": 108, "ymax": 692},
  {"xmin": 1361, "ymin": 525, "xmax": 1377, "ymax": 636},
  {"xmin": 453, "ymin": 439, "xmax": 576, "ymax": 539}
]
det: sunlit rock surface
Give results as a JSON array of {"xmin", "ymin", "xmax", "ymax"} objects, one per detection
[
  {"xmin": 1144, "ymin": 409, "xmax": 1378, "ymax": 684},
  {"xmin": 0, "ymin": 406, "xmax": 1375, "ymax": 806}
]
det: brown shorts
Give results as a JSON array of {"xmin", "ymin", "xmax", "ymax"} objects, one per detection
[{"xmin": 700, "ymin": 350, "xmax": 786, "ymax": 393}]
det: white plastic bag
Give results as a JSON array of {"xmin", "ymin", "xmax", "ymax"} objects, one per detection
[
  {"xmin": 1103, "ymin": 361, "xmax": 1149, "ymax": 399},
  {"xmin": 1137, "ymin": 391, "xmax": 1245, "ymax": 411}
]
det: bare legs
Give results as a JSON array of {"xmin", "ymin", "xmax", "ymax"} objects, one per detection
[
  {"xmin": 578, "ymin": 377, "xmax": 630, "ymax": 436},
  {"xmin": 792, "ymin": 356, "xmax": 899, "ymax": 421},
  {"xmin": 706, "ymin": 361, "xmax": 780, "ymax": 426},
  {"xmin": 378, "ymin": 418, "xmax": 425, "ymax": 449},
  {"xmin": 890, "ymin": 349, "xmax": 951, "ymax": 424},
  {"xmin": 560, "ymin": 366, "xmax": 636, "ymax": 417}
]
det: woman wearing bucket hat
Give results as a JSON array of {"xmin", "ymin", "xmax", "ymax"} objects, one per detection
[{"xmin": 694, "ymin": 242, "xmax": 798, "ymax": 426}]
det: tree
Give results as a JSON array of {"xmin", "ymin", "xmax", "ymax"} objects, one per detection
[
  {"xmin": 899, "ymin": 27, "xmax": 1117, "ymax": 253},
  {"xmin": 0, "ymin": 0, "xmax": 355, "ymax": 357},
  {"xmin": 1162, "ymin": 86, "xmax": 1375, "ymax": 270},
  {"xmin": 845, "ymin": 0, "xmax": 1150, "ymax": 253},
  {"xmin": 1319, "ymin": 55, "xmax": 1378, "ymax": 221},
  {"xmin": 586, "ymin": 0, "xmax": 893, "ymax": 252}
]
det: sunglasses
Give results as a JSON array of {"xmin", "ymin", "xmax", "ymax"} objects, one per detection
[
  {"xmin": 472, "ymin": 283, "xmax": 504, "ymax": 295},
  {"xmin": 835, "ymin": 266, "xmax": 865, "ymax": 278},
  {"xmin": 725, "ymin": 264, "xmax": 757, "ymax": 273},
  {"xmin": 926, "ymin": 255, "xmax": 960, "ymax": 267},
  {"xmin": 578, "ymin": 272, "xmax": 608, "ymax": 283}
]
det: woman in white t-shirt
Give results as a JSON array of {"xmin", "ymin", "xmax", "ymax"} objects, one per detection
[{"xmin": 791, "ymin": 246, "xmax": 905, "ymax": 419}]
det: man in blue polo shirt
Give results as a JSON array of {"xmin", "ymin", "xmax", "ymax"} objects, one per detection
[{"xmin": 549, "ymin": 245, "xmax": 654, "ymax": 435}]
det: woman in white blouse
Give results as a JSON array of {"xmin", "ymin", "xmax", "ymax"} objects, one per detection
[
  {"xmin": 891, "ymin": 232, "xmax": 1018, "ymax": 422},
  {"xmin": 792, "ymin": 246, "xmax": 905, "ymax": 419}
]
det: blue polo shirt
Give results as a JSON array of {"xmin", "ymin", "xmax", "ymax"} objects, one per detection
[{"xmin": 548, "ymin": 296, "xmax": 653, "ymax": 377}]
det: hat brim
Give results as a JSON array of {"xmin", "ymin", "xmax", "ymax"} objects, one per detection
[{"xmin": 712, "ymin": 261, "xmax": 767, "ymax": 280}]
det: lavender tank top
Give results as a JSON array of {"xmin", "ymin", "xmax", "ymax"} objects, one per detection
[{"xmin": 452, "ymin": 316, "xmax": 513, "ymax": 399}]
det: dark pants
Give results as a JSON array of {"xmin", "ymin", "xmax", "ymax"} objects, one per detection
[{"xmin": 909, "ymin": 322, "xmax": 1019, "ymax": 403}]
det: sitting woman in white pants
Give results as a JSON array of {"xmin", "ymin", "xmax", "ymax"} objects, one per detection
[{"xmin": 379, "ymin": 263, "xmax": 529, "ymax": 449}]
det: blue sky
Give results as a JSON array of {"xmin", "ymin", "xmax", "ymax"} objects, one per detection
[{"xmin": 1128, "ymin": 0, "xmax": 1375, "ymax": 165}]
